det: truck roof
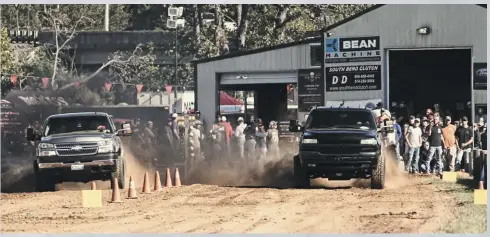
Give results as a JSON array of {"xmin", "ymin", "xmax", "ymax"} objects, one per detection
[
  {"xmin": 312, "ymin": 107, "xmax": 372, "ymax": 112},
  {"xmin": 46, "ymin": 112, "xmax": 110, "ymax": 119}
]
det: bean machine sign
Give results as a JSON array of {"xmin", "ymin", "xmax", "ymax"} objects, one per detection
[
  {"xmin": 474, "ymin": 62, "xmax": 487, "ymax": 90},
  {"xmin": 297, "ymin": 69, "xmax": 324, "ymax": 112},
  {"xmin": 325, "ymin": 65, "xmax": 382, "ymax": 92},
  {"xmin": 324, "ymin": 36, "xmax": 381, "ymax": 63}
]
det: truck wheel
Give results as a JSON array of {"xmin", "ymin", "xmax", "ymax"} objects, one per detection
[
  {"xmin": 111, "ymin": 157, "xmax": 126, "ymax": 189},
  {"xmin": 33, "ymin": 161, "xmax": 56, "ymax": 192},
  {"xmin": 371, "ymin": 153, "xmax": 386, "ymax": 189},
  {"xmin": 293, "ymin": 155, "xmax": 310, "ymax": 188}
]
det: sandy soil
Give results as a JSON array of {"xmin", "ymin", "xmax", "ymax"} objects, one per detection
[{"xmin": 1, "ymin": 151, "xmax": 459, "ymax": 234}]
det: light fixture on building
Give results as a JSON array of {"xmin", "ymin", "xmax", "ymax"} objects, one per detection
[{"xmin": 416, "ymin": 26, "xmax": 431, "ymax": 35}]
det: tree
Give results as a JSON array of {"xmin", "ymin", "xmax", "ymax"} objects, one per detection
[
  {"xmin": 0, "ymin": 4, "xmax": 131, "ymax": 31},
  {"xmin": 1, "ymin": 27, "xmax": 16, "ymax": 96},
  {"xmin": 39, "ymin": 9, "xmax": 96, "ymax": 88},
  {"xmin": 2, "ymin": 4, "xmax": 373, "ymax": 100}
]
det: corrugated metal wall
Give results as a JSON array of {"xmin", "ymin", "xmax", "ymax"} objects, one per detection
[
  {"xmin": 196, "ymin": 4, "xmax": 486, "ymax": 126},
  {"xmin": 196, "ymin": 44, "xmax": 310, "ymax": 126},
  {"xmin": 327, "ymin": 4, "xmax": 487, "ymax": 104}
]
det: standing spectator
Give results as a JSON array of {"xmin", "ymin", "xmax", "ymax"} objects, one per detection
[
  {"xmin": 267, "ymin": 121, "xmax": 280, "ymax": 160},
  {"xmin": 189, "ymin": 121, "xmax": 204, "ymax": 165},
  {"xmin": 244, "ymin": 116, "xmax": 257, "ymax": 160},
  {"xmin": 170, "ymin": 113, "xmax": 180, "ymax": 142},
  {"xmin": 255, "ymin": 118, "xmax": 268, "ymax": 159},
  {"xmin": 421, "ymin": 118, "xmax": 431, "ymax": 144},
  {"xmin": 220, "ymin": 116, "xmax": 233, "ymax": 156},
  {"xmin": 164, "ymin": 119, "xmax": 176, "ymax": 156},
  {"xmin": 475, "ymin": 107, "xmax": 487, "ymax": 124},
  {"xmin": 425, "ymin": 116, "xmax": 444, "ymax": 176},
  {"xmin": 426, "ymin": 108, "xmax": 434, "ymax": 119},
  {"xmin": 403, "ymin": 116, "xmax": 416, "ymax": 158},
  {"xmin": 442, "ymin": 116, "xmax": 458, "ymax": 171},
  {"xmin": 392, "ymin": 117, "xmax": 403, "ymax": 160},
  {"xmin": 455, "ymin": 116, "xmax": 473, "ymax": 172},
  {"xmin": 473, "ymin": 123, "xmax": 482, "ymax": 149},
  {"xmin": 434, "ymin": 104, "xmax": 445, "ymax": 120},
  {"xmin": 210, "ymin": 123, "xmax": 224, "ymax": 160},
  {"xmin": 405, "ymin": 118, "xmax": 423, "ymax": 173},
  {"xmin": 234, "ymin": 117, "xmax": 247, "ymax": 160}
]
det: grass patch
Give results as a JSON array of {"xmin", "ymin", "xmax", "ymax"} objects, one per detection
[{"xmin": 430, "ymin": 177, "xmax": 487, "ymax": 233}]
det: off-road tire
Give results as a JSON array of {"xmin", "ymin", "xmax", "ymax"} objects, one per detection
[
  {"xmin": 371, "ymin": 153, "xmax": 386, "ymax": 189},
  {"xmin": 111, "ymin": 156, "xmax": 126, "ymax": 189},
  {"xmin": 33, "ymin": 160, "xmax": 56, "ymax": 192},
  {"xmin": 293, "ymin": 155, "xmax": 310, "ymax": 188}
]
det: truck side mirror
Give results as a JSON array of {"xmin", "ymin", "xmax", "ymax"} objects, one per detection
[{"xmin": 118, "ymin": 123, "xmax": 132, "ymax": 136}]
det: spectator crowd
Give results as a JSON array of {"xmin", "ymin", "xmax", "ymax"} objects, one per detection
[{"xmin": 392, "ymin": 106, "xmax": 487, "ymax": 177}]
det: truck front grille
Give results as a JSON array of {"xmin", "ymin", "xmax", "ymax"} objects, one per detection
[{"xmin": 55, "ymin": 142, "xmax": 98, "ymax": 156}]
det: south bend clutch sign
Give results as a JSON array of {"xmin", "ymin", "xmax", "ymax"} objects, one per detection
[{"xmin": 324, "ymin": 36, "xmax": 381, "ymax": 63}]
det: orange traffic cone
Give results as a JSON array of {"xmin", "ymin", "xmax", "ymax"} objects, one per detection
[
  {"xmin": 142, "ymin": 172, "xmax": 151, "ymax": 194},
  {"xmin": 127, "ymin": 176, "xmax": 138, "ymax": 199},
  {"xmin": 174, "ymin": 168, "xmax": 182, "ymax": 187},
  {"xmin": 154, "ymin": 171, "xmax": 162, "ymax": 192},
  {"xmin": 478, "ymin": 181, "xmax": 485, "ymax": 190},
  {"xmin": 90, "ymin": 181, "xmax": 97, "ymax": 190},
  {"xmin": 165, "ymin": 168, "xmax": 173, "ymax": 187},
  {"xmin": 110, "ymin": 177, "xmax": 123, "ymax": 203}
]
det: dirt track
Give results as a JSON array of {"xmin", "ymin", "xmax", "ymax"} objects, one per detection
[
  {"xmin": 1, "ymin": 175, "xmax": 459, "ymax": 233},
  {"xmin": 0, "ymin": 148, "xmax": 462, "ymax": 233}
]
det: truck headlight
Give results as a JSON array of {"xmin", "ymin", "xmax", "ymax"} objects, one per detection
[
  {"xmin": 98, "ymin": 140, "xmax": 114, "ymax": 153},
  {"xmin": 39, "ymin": 150, "xmax": 56, "ymax": 156},
  {"xmin": 302, "ymin": 138, "xmax": 318, "ymax": 144},
  {"xmin": 38, "ymin": 143, "xmax": 55, "ymax": 149},
  {"xmin": 98, "ymin": 140, "xmax": 112, "ymax": 146},
  {"xmin": 360, "ymin": 138, "xmax": 378, "ymax": 145}
]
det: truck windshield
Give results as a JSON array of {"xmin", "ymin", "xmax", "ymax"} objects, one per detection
[
  {"xmin": 305, "ymin": 110, "xmax": 376, "ymax": 130},
  {"xmin": 44, "ymin": 116, "xmax": 113, "ymax": 136}
]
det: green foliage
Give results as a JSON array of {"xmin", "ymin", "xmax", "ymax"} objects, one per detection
[{"xmin": 1, "ymin": 4, "xmax": 372, "ymax": 100}]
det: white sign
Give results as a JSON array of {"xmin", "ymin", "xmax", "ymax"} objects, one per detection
[
  {"xmin": 325, "ymin": 36, "xmax": 381, "ymax": 63},
  {"xmin": 18, "ymin": 96, "xmax": 69, "ymax": 106}
]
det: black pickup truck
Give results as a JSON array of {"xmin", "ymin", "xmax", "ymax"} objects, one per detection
[
  {"xmin": 26, "ymin": 112, "xmax": 132, "ymax": 192},
  {"xmin": 289, "ymin": 107, "xmax": 389, "ymax": 189}
]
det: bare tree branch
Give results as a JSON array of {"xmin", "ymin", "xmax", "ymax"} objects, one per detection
[{"xmin": 58, "ymin": 43, "xmax": 155, "ymax": 91}]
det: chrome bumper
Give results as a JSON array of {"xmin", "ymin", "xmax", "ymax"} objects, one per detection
[{"xmin": 37, "ymin": 159, "xmax": 115, "ymax": 169}]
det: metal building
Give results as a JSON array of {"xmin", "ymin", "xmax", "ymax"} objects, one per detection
[{"xmin": 194, "ymin": 4, "xmax": 487, "ymax": 127}]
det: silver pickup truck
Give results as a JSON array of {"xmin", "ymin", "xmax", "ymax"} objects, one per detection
[{"xmin": 26, "ymin": 112, "xmax": 132, "ymax": 192}]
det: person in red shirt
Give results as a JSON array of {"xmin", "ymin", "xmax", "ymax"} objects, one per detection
[{"xmin": 220, "ymin": 116, "xmax": 234, "ymax": 156}]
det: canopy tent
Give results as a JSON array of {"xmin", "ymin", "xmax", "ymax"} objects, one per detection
[{"xmin": 219, "ymin": 91, "xmax": 243, "ymax": 105}]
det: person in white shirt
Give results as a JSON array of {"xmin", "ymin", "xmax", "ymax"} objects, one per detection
[
  {"xmin": 234, "ymin": 117, "xmax": 247, "ymax": 159},
  {"xmin": 189, "ymin": 121, "xmax": 204, "ymax": 165},
  {"xmin": 405, "ymin": 118, "xmax": 423, "ymax": 173},
  {"xmin": 267, "ymin": 121, "xmax": 280, "ymax": 160}
]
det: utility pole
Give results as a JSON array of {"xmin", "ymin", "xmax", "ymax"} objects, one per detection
[{"xmin": 104, "ymin": 4, "xmax": 110, "ymax": 31}]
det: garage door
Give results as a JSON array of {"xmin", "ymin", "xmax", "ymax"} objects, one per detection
[{"xmin": 220, "ymin": 72, "xmax": 297, "ymax": 85}]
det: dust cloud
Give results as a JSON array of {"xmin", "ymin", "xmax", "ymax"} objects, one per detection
[
  {"xmin": 1, "ymin": 146, "xmax": 155, "ymax": 192},
  {"xmin": 187, "ymin": 145, "xmax": 408, "ymax": 190},
  {"xmin": 57, "ymin": 147, "xmax": 154, "ymax": 190},
  {"xmin": 186, "ymin": 144, "xmax": 297, "ymax": 189}
]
